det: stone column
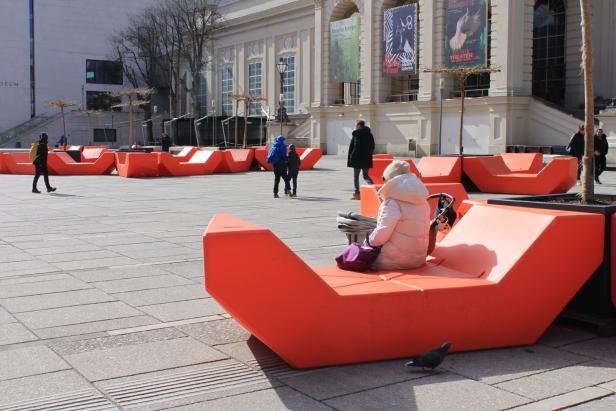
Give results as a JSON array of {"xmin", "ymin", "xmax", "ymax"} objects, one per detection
[
  {"xmin": 598, "ymin": 108, "xmax": 616, "ymax": 165},
  {"xmin": 312, "ymin": 4, "xmax": 324, "ymax": 108},
  {"xmin": 360, "ymin": 0, "xmax": 374, "ymax": 104}
]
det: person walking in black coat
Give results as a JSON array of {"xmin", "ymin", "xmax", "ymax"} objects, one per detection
[
  {"xmin": 287, "ymin": 144, "xmax": 301, "ymax": 197},
  {"xmin": 32, "ymin": 133, "xmax": 56, "ymax": 194},
  {"xmin": 567, "ymin": 124, "xmax": 585, "ymax": 181},
  {"xmin": 348, "ymin": 120, "xmax": 375, "ymax": 200},
  {"xmin": 161, "ymin": 133, "xmax": 172, "ymax": 153},
  {"xmin": 594, "ymin": 128, "xmax": 609, "ymax": 184}
]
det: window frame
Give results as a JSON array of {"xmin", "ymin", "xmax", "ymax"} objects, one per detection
[
  {"xmin": 280, "ymin": 55, "xmax": 296, "ymax": 114},
  {"xmin": 221, "ymin": 66, "xmax": 234, "ymax": 117},
  {"xmin": 248, "ymin": 60, "xmax": 263, "ymax": 116},
  {"xmin": 86, "ymin": 59, "xmax": 123, "ymax": 85}
]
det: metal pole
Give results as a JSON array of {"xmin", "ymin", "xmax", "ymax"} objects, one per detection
[
  {"xmin": 438, "ymin": 78, "xmax": 444, "ymax": 155},
  {"xmin": 279, "ymin": 72, "xmax": 284, "ymax": 136},
  {"xmin": 459, "ymin": 81, "xmax": 465, "ymax": 157}
]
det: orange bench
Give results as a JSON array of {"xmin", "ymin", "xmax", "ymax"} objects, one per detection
[
  {"xmin": 500, "ymin": 153, "xmax": 543, "ymax": 173},
  {"xmin": 47, "ymin": 151, "xmax": 116, "ymax": 175},
  {"xmin": 417, "ymin": 157, "xmax": 462, "ymax": 183},
  {"xmin": 255, "ymin": 147, "xmax": 323, "ymax": 171},
  {"xmin": 368, "ymin": 158, "xmax": 421, "ymax": 184},
  {"xmin": 172, "ymin": 146, "xmax": 200, "ymax": 162},
  {"xmin": 158, "ymin": 150, "xmax": 223, "ymax": 176},
  {"xmin": 360, "ymin": 183, "xmax": 470, "ymax": 219},
  {"xmin": 4, "ymin": 152, "xmax": 35, "ymax": 175},
  {"xmin": 81, "ymin": 147, "xmax": 108, "ymax": 162},
  {"xmin": 463, "ymin": 156, "xmax": 577, "ymax": 194},
  {"xmin": 115, "ymin": 152, "xmax": 159, "ymax": 178},
  {"xmin": 214, "ymin": 149, "xmax": 255, "ymax": 173},
  {"xmin": 203, "ymin": 206, "xmax": 602, "ymax": 368},
  {"xmin": 0, "ymin": 153, "xmax": 8, "ymax": 174}
]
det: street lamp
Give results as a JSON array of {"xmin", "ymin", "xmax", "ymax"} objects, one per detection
[
  {"xmin": 438, "ymin": 77, "xmax": 445, "ymax": 155},
  {"xmin": 276, "ymin": 58, "xmax": 288, "ymax": 136}
]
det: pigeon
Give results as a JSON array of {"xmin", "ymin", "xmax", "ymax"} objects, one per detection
[{"xmin": 405, "ymin": 342, "xmax": 452, "ymax": 370}]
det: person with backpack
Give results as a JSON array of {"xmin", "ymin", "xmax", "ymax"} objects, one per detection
[
  {"xmin": 566, "ymin": 125, "xmax": 585, "ymax": 181},
  {"xmin": 267, "ymin": 135, "xmax": 291, "ymax": 198},
  {"xmin": 31, "ymin": 133, "xmax": 56, "ymax": 194},
  {"xmin": 287, "ymin": 144, "xmax": 301, "ymax": 197},
  {"xmin": 348, "ymin": 120, "xmax": 375, "ymax": 200}
]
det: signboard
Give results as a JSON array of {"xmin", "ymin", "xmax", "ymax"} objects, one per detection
[
  {"xmin": 330, "ymin": 15, "xmax": 359, "ymax": 83},
  {"xmin": 383, "ymin": 4, "xmax": 417, "ymax": 76},
  {"xmin": 445, "ymin": 0, "xmax": 488, "ymax": 68}
]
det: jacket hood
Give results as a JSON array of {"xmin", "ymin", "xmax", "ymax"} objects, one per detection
[
  {"xmin": 378, "ymin": 173, "xmax": 428, "ymax": 205},
  {"xmin": 275, "ymin": 135, "xmax": 285, "ymax": 143}
]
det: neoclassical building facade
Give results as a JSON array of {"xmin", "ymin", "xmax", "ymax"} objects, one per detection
[{"xmin": 207, "ymin": 0, "xmax": 616, "ymax": 155}]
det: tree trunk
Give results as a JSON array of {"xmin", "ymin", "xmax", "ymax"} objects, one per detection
[
  {"xmin": 61, "ymin": 107, "xmax": 67, "ymax": 150},
  {"xmin": 128, "ymin": 96, "xmax": 135, "ymax": 147},
  {"xmin": 580, "ymin": 0, "xmax": 595, "ymax": 203},
  {"xmin": 243, "ymin": 100, "xmax": 249, "ymax": 148},
  {"xmin": 144, "ymin": 104, "xmax": 153, "ymax": 144}
]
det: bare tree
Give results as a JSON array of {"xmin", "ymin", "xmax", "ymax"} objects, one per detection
[{"xmin": 579, "ymin": 0, "xmax": 595, "ymax": 203}]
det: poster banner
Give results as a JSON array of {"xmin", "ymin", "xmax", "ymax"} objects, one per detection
[
  {"xmin": 330, "ymin": 15, "xmax": 359, "ymax": 83},
  {"xmin": 445, "ymin": 0, "xmax": 488, "ymax": 68},
  {"xmin": 383, "ymin": 4, "xmax": 417, "ymax": 76}
]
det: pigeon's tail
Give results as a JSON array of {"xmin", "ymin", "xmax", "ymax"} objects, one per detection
[{"xmin": 404, "ymin": 358, "xmax": 418, "ymax": 367}]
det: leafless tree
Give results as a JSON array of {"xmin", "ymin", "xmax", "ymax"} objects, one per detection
[{"xmin": 579, "ymin": 0, "xmax": 595, "ymax": 203}]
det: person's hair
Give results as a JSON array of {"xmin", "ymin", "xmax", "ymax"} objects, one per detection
[
  {"xmin": 383, "ymin": 160, "xmax": 410, "ymax": 182},
  {"xmin": 579, "ymin": 124, "xmax": 585, "ymax": 131},
  {"xmin": 356, "ymin": 120, "xmax": 365, "ymax": 128},
  {"xmin": 39, "ymin": 133, "xmax": 48, "ymax": 143}
]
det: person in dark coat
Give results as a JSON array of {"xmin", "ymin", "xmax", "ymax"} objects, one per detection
[
  {"xmin": 32, "ymin": 133, "xmax": 56, "ymax": 194},
  {"xmin": 287, "ymin": 144, "xmax": 301, "ymax": 197},
  {"xmin": 594, "ymin": 128, "xmax": 609, "ymax": 184},
  {"xmin": 567, "ymin": 125, "xmax": 585, "ymax": 181},
  {"xmin": 161, "ymin": 133, "xmax": 172, "ymax": 152},
  {"xmin": 267, "ymin": 135, "xmax": 291, "ymax": 198},
  {"xmin": 348, "ymin": 120, "xmax": 375, "ymax": 200}
]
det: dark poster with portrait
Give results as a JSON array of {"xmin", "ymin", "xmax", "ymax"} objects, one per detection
[
  {"xmin": 383, "ymin": 4, "xmax": 418, "ymax": 76},
  {"xmin": 445, "ymin": 0, "xmax": 488, "ymax": 68}
]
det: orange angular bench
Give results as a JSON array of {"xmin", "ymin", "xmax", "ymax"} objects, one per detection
[
  {"xmin": 214, "ymin": 149, "xmax": 255, "ymax": 173},
  {"xmin": 172, "ymin": 146, "xmax": 200, "ymax": 162},
  {"xmin": 203, "ymin": 206, "xmax": 602, "ymax": 368},
  {"xmin": 463, "ymin": 156, "xmax": 577, "ymax": 194},
  {"xmin": 500, "ymin": 153, "xmax": 543, "ymax": 173},
  {"xmin": 115, "ymin": 152, "xmax": 159, "ymax": 178},
  {"xmin": 373, "ymin": 154, "xmax": 394, "ymax": 159},
  {"xmin": 417, "ymin": 157, "xmax": 462, "ymax": 183},
  {"xmin": 360, "ymin": 183, "xmax": 469, "ymax": 219},
  {"xmin": 47, "ymin": 151, "xmax": 116, "ymax": 175},
  {"xmin": 368, "ymin": 158, "xmax": 421, "ymax": 184},
  {"xmin": 81, "ymin": 147, "xmax": 108, "ymax": 162},
  {"xmin": 4, "ymin": 152, "xmax": 35, "ymax": 175},
  {"xmin": 158, "ymin": 150, "xmax": 224, "ymax": 176},
  {"xmin": 0, "ymin": 153, "xmax": 8, "ymax": 174}
]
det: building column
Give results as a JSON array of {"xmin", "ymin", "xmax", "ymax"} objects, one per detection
[
  {"xmin": 418, "ymin": 0, "xmax": 436, "ymax": 101},
  {"xmin": 360, "ymin": 0, "xmax": 374, "ymax": 104},
  {"xmin": 266, "ymin": 37, "xmax": 277, "ymax": 116},
  {"xmin": 312, "ymin": 5, "xmax": 324, "ymax": 108}
]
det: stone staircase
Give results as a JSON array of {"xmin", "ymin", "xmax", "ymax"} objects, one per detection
[
  {"xmin": 285, "ymin": 115, "xmax": 311, "ymax": 147},
  {"xmin": 0, "ymin": 113, "xmax": 63, "ymax": 148}
]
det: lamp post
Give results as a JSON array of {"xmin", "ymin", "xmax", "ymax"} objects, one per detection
[
  {"xmin": 276, "ymin": 58, "xmax": 288, "ymax": 137},
  {"xmin": 438, "ymin": 78, "xmax": 445, "ymax": 155}
]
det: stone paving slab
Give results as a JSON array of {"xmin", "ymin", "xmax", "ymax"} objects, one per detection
[
  {"xmin": 51, "ymin": 255, "xmax": 139, "ymax": 271},
  {"xmin": 113, "ymin": 284, "xmax": 206, "ymax": 307},
  {"xmin": 511, "ymin": 386, "xmax": 614, "ymax": 410},
  {"xmin": 92, "ymin": 274, "xmax": 194, "ymax": 294},
  {"xmin": 33, "ymin": 315, "xmax": 160, "ymax": 339},
  {"xmin": 324, "ymin": 372, "xmax": 529, "ymax": 411},
  {"xmin": 566, "ymin": 393, "xmax": 616, "ymax": 410},
  {"xmin": 0, "ymin": 288, "xmax": 115, "ymax": 313},
  {"xmin": 178, "ymin": 318, "xmax": 251, "ymax": 346},
  {"xmin": 0, "ymin": 306, "xmax": 16, "ymax": 324},
  {"xmin": 70, "ymin": 264, "xmax": 172, "ymax": 282},
  {"xmin": 0, "ymin": 322, "xmax": 38, "ymax": 345},
  {"xmin": 139, "ymin": 298, "xmax": 225, "ymax": 322},
  {"xmin": 63, "ymin": 336, "xmax": 228, "ymax": 381},
  {"xmin": 0, "ymin": 275, "xmax": 91, "ymax": 298},
  {"xmin": 15, "ymin": 301, "xmax": 142, "ymax": 329},
  {"xmin": 0, "ymin": 345, "xmax": 70, "ymax": 381}
]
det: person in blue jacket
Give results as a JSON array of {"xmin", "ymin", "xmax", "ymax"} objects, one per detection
[{"xmin": 267, "ymin": 135, "xmax": 291, "ymax": 198}]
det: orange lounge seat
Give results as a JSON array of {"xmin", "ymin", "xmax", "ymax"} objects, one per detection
[
  {"xmin": 369, "ymin": 158, "xmax": 421, "ymax": 184},
  {"xmin": 374, "ymin": 154, "xmax": 394, "ymax": 159},
  {"xmin": 360, "ymin": 183, "xmax": 469, "ymax": 219},
  {"xmin": 81, "ymin": 147, "xmax": 108, "ymax": 162},
  {"xmin": 173, "ymin": 146, "xmax": 199, "ymax": 162},
  {"xmin": 254, "ymin": 148, "xmax": 273, "ymax": 171},
  {"xmin": 0, "ymin": 153, "xmax": 8, "ymax": 174},
  {"xmin": 158, "ymin": 150, "xmax": 223, "ymax": 176},
  {"xmin": 417, "ymin": 157, "xmax": 462, "ymax": 183},
  {"xmin": 500, "ymin": 153, "xmax": 543, "ymax": 173},
  {"xmin": 255, "ymin": 147, "xmax": 323, "ymax": 171},
  {"xmin": 115, "ymin": 152, "xmax": 159, "ymax": 178},
  {"xmin": 46, "ymin": 151, "xmax": 116, "ymax": 175},
  {"xmin": 463, "ymin": 156, "xmax": 577, "ymax": 194},
  {"xmin": 4, "ymin": 152, "xmax": 35, "ymax": 175},
  {"xmin": 214, "ymin": 149, "xmax": 255, "ymax": 173},
  {"xmin": 203, "ymin": 206, "xmax": 603, "ymax": 368}
]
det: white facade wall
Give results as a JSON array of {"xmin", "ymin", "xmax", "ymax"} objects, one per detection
[{"xmin": 0, "ymin": 1, "xmax": 31, "ymax": 133}]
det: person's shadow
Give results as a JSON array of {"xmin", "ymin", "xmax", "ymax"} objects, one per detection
[{"xmin": 48, "ymin": 193, "xmax": 83, "ymax": 198}]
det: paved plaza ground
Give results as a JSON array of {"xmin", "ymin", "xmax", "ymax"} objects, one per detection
[{"xmin": 2, "ymin": 155, "xmax": 616, "ymax": 410}]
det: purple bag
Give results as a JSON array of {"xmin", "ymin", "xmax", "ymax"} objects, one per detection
[{"xmin": 335, "ymin": 232, "xmax": 381, "ymax": 272}]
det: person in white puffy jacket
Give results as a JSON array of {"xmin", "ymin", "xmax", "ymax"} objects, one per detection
[{"xmin": 368, "ymin": 160, "xmax": 430, "ymax": 270}]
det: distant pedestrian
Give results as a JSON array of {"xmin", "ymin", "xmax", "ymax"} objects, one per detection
[
  {"xmin": 595, "ymin": 128, "xmax": 609, "ymax": 184},
  {"xmin": 267, "ymin": 135, "xmax": 291, "ymax": 198},
  {"xmin": 566, "ymin": 124, "xmax": 585, "ymax": 181},
  {"xmin": 348, "ymin": 120, "xmax": 375, "ymax": 200},
  {"xmin": 32, "ymin": 133, "xmax": 56, "ymax": 194},
  {"xmin": 161, "ymin": 133, "xmax": 172, "ymax": 152},
  {"xmin": 287, "ymin": 144, "xmax": 301, "ymax": 197}
]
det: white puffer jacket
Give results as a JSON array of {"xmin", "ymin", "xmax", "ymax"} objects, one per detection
[{"xmin": 368, "ymin": 173, "xmax": 429, "ymax": 270}]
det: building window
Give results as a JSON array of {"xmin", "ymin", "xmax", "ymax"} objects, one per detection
[
  {"xmin": 196, "ymin": 73, "xmax": 208, "ymax": 116},
  {"xmin": 86, "ymin": 91, "xmax": 121, "ymax": 111},
  {"xmin": 281, "ymin": 55, "xmax": 295, "ymax": 113},
  {"xmin": 248, "ymin": 61, "xmax": 263, "ymax": 115},
  {"xmin": 221, "ymin": 67, "xmax": 233, "ymax": 116},
  {"xmin": 93, "ymin": 128, "xmax": 117, "ymax": 143},
  {"xmin": 532, "ymin": 0, "xmax": 566, "ymax": 106},
  {"xmin": 86, "ymin": 60, "xmax": 123, "ymax": 85}
]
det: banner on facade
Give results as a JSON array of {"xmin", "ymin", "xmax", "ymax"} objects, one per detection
[
  {"xmin": 330, "ymin": 15, "xmax": 359, "ymax": 83},
  {"xmin": 383, "ymin": 4, "xmax": 417, "ymax": 76},
  {"xmin": 445, "ymin": 0, "xmax": 488, "ymax": 68}
]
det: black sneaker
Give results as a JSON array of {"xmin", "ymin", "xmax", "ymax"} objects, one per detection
[
  {"xmin": 274, "ymin": 194, "xmax": 279, "ymax": 198},
  {"xmin": 32, "ymin": 188, "xmax": 41, "ymax": 194},
  {"xmin": 47, "ymin": 187, "xmax": 57, "ymax": 193}
]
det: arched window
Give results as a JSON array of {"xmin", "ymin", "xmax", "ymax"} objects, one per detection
[{"xmin": 532, "ymin": 0, "xmax": 566, "ymax": 105}]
